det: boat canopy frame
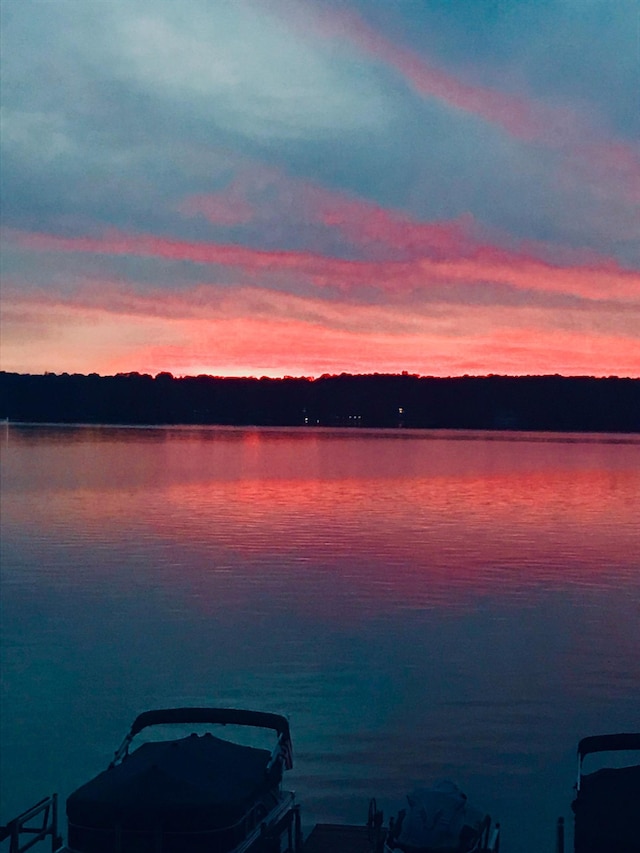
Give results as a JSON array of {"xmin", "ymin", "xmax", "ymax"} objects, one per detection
[
  {"xmin": 576, "ymin": 733, "xmax": 640, "ymax": 791},
  {"xmin": 110, "ymin": 707, "xmax": 292, "ymax": 769}
]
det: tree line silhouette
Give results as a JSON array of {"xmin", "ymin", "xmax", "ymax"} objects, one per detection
[{"xmin": 1, "ymin": 371, "xmax": 638, "ymax": 432}]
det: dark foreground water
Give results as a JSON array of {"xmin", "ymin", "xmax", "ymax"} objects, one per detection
[{"xmin": 1, "ymin": 424, "xmax": 639, "ymax": 852}]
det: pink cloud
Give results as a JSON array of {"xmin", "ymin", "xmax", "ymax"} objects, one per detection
[
  {"xmin": 179, "ymin": 164, "xmax": 297, "ymax": 227},
  {"xmin": 178, "ymin": 148, "xmax": 637, "ymax": 292},
  {"xmin": 299, "ymin": 183, "xmax": 478, "ymax": 258},
  {"xmin": 179, "ymin": 166, "xmax": 636, "ymax": 270},
  {"xmin": 3, "ymin": 272, "xmax": 639, "ymax": 378},
  {"xmin": 284, "ymin": 2, "xmax": 572, "ymax": 141},
  {"xmin": 6, "ymin": 222, "xmax": 639, "ymax": 305},
  {"xmin": 180, "ymin": 170, "xmax": 478, "ymax": 259},
  {"xmin": 179, "ymin": 192, "xmax": 254, "ymax": 226},
  {"xmin": 564, "ymin": 139, "xmax": 640, "ymax": 205},
  {"xmin": 282, "ymin": 1, "xmax": 640, "ymax": 203},
  {"xmin": 90, "ymin": 312, "xmax": 640, "ymax": 378}
]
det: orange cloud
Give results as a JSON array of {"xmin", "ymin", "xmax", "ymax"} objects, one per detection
[{"xmin": 3, "ymin": 285, "xmax": 639, "ymax": 378}]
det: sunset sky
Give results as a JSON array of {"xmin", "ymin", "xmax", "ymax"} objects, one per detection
[{"xmin": 1, "ymin": 0, "xmax": 639, "ymax": 378}]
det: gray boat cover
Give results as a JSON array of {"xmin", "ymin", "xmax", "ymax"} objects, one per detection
[
  {"xmin": 395, "ymin": 780, "xmax": 486, "ymax": 851},
  {"xmin": 66, "ymin": 733, "xmax": 278, "ymax": 832}
]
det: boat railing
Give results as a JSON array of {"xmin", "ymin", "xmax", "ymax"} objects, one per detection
[{"xmin": 0, "ymin": 794, "xmax": 62, "ymax": 853}]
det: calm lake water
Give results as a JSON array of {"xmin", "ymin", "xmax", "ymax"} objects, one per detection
[{"xmin": 1, "ymin": 424, "xmax": 639, "ymax": 852}]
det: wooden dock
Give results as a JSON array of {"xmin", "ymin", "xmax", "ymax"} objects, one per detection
[{"xmin": 303, "ymin": 823, "xmax": 377, "ymax": 853}]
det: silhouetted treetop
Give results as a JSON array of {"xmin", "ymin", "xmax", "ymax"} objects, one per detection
[{"xmin": 1, "ymin": 371, "xmax": 638, "ymax": 432}]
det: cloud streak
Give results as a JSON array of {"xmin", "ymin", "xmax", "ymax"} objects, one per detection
[
  {"xmin": 4, "ymin": 288, "xmax": 638, "ymax": 379},
  {"xmin": 6, "ymin": 220, "xmax": 639, "ymax": 306},
  {"xmin": 285, "ymin": 0, "xmax": 640, "ymax": 203}
]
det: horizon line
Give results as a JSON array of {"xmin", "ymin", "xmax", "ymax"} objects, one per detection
[{"xmin": 2, "ymin": 370, "xmax": 638, "ymax": 382}]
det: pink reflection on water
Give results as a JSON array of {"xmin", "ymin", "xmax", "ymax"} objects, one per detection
[{"xmin": 3, "ymin": 428, "xmax": 639, "ymax": 623}]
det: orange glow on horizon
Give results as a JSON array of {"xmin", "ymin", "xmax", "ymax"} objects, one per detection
[
  {"xmin": 2, "ymin": 179, "xmax": 639, "ymax": 379},
  {"xmin": 2, "ymin": 291, "xmax": 640, "ymax": 378}
]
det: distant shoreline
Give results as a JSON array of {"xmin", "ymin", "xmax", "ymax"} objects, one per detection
[
  {"xmin": 5, "ymin": 422, "xmax": 640, "ymax": 444},
  {"xmin": 1, "ymin": 372, "xmax": 639, "ymax": 433}
]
